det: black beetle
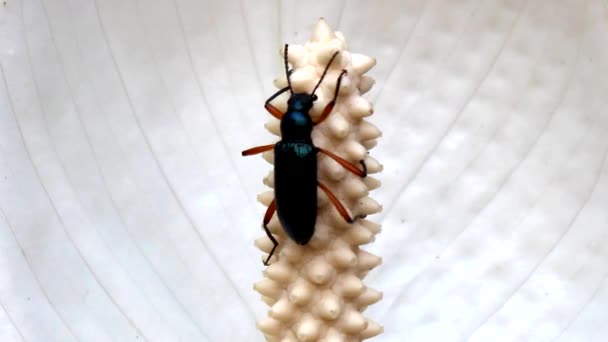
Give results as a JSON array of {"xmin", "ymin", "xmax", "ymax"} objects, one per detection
[{"xmin": 242, "ymin": 44, "xmax": 367, "ymax": 265}]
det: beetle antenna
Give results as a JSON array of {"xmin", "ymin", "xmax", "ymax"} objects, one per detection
[
  {"xmin": 284, "ymin": 44, "xmax": 293, "ymax": 94},
  {"xmin": 311, "ymin": 51, "xmax": 340, "ymax": 96}
]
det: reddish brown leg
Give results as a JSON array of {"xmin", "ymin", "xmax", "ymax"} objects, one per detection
[
  {"xmin": 318, "ymin": 182, "xmax": 355, "ymax": 223},
  {"xmin": 317, "ymin": 148, "xmax": 367, "ymax": 177},
  {"xmin": 241, "ymin": 144, "xmax": 274, "ymax": 156},
  {"xmin": 313, "ymin": 70, "xmax": 348, "ymax": 126},
  {"xmin": 262, "ymin": 200, "xmax": 278, "ymax": 265},
  {"xmin": 265, "ymin": 86, "xmax": 289, "ymax": 119}
]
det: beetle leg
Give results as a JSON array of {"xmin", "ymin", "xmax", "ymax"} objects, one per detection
[
  {"xmin": 317, "ymin": 147, "xmax": 367, "ymax": 178},
  {"xmin": 313, "ymin": 70, "xmax": 348, "ymax": 126},
  {"xmin": 265, "ymin": 86, "xmax": 290, "ymax": 119},
  {"xmin": 262, "ymin": 200, "xmax": 278, "ymax": 266},
  {"xmin": 318, "ymin": 181, "xmax": 357, "ymax": 223},
  {"xmin": 241, "ymin": 144, "xmax": 275, "ymax": 156}
]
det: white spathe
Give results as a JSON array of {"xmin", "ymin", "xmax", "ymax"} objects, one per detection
[{"xmin": 0, "ymin": 0, "xmax": 607, "ymax": 341}]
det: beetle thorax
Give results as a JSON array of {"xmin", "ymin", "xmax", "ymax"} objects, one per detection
[{"xmin": 280, "ymin": 109, "xmax": 313, "ymax": 140}]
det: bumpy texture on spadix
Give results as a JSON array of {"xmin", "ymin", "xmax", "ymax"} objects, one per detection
[{"xmin": 253, "ymin": 19, "xmax": 383, "ymax": 342}]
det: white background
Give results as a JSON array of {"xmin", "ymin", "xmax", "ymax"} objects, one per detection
[{"xmin": 1, "ymin": 0, "xmax": 607, "ymax": 341}]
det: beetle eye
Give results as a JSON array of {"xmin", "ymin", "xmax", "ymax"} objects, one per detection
[{"xmin": 312, "ymin": 94, "xmax": 318, "ymax": 101}]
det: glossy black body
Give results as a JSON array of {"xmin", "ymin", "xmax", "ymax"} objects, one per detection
[{"xmin": 274, "ymin": 94, "xmax": 318, "ymax": 244}]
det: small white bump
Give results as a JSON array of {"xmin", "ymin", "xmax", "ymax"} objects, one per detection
[
  {"xmin": 338, "ymin": 75, "xmax": 354, "ymax": 95},
  {"xmin": 265, "ymin": 120, "xmax": 280, "ymax": 136},
  {"xmin": 306, "ymin": 258, "xmax": 335, "ymax": 285},
  {"xmin": 356, "ymin": 288, "xmax": 383, "ymax": 307},
  {"xmin": 282, "ymin": 330, "xmax": 298, "ymax": 342},
  {"xmin": 288, "ymin": 279, "xmax": 314, "ymax": 305},
  {"xmin": 360, "ymin": 319, "xmax": 383, "ymax": 339},
  {"xmin": 351, "ymin": 53, "xmax": 376, "ymax": 75},
  {"xmin": 336, "ymin": 274, "xmax": 364, "ymax": 298},
  {"xmin": 308, "ymin": 224, "xmax": 331, "ymax": 249},
  {"xmin": 340, "ymin": 309, "xmax": 368, "ymax": 334},
  {"xmin": 357, "ymin": 250, "xmax": 382, "ymax": 272},
  {"xmin": 291, "ymin": 66, "xmax": 317, "ymax": 92},
  {"xmin": 264, "ymin": 262, "xmax": 294, "ymax": 283},
  {"xmin": 312, "ymin": 18, "xmax": 335, "ymax": 42},
  {"xmin": 296, "ymin": 315, "xmax": 321, "ymax": 341},
  {"xmin": 363, "ymin": 177, "xmax": 381, "ymax": 191},
  {"xmin": 358, "ymin": 76, "xmax": 375, "ymax": 94},
  {"xmin": 272, "ymin": 90, "xmax": 290, "ymax": 111},
  {"xmin": 269, "ymin": 298, "xmax": 296, "ymax": 322},
  {"xmin": 257, "ymin": 191, "xmax": 273, "ymax": 206},
  {"xmin": 359, "ymin": 197, "xmax": 382, "ymax": 216},
  {"xmin": 257, "ymin": 317, "xmax": 282, "ymax": 336},
  {"xmin": 321, "ymin": 156, "xmax": 347, "ymax": 182},
  {"xmin": 363, "ymin": 155, "xmax": 383, "ymax": 173},
  {"xmin": 262, "ymin": 150, "xmax": 274, "ymax": 164},
  {"xmin": 273, "ymin": 75, "xmax": 288, "ymax": 89},
  {"xmin": 348, "ymin": 97, "xmax": 373, "ymax": 118},
  {"xmin": 261, "ymin": 295, "xmax": 276, "ymax": 307},
  {"xmin": 360, "ymin": 219, "xmax": 381, "ymax": 234},
  {"xmin": 359, "ymin": 120, "xmax": 382, "ymax": 140},
  {"xmin": 344, "ymin": 225, "xmax": 374, "ymax": 246},
  {"xmin": 328, "ymin": 243, "xmax": 357, "ymax": 269},
  {"xmin": 327, "ymin": 112, "xmax": 350, "ymax": 139},
  {"xmin": 281, "ymin": 241, "xmax": 305, "ymax": 263},
  {"xmin": 362, "ymin": 139, "xmax": 377, "ymax": 150},
  {"xmin": 263, "ymin": 171, "xmax": 274, "ymax": 188},
  {"xmin": 344, "ymin": 141, "xmax": 367, "ymax": 160},
  {"xmin": 317, "ymin": 291, "xmax": 342, "ymax": 320},
  {"xmin": 320, "ymin": 328, "xmax": 344, "ymax": 342},
  {"xmin": 254, "ymin": 279, "xmax": 283, "ymax": 298},
  {"xmin": 266, "ymin": 218, "xmax": 282, "ymax": 235},
  {"xmin": 323, "ymin": 204, "xmax": 353, "ymax": 229},
  {"xmin": 285, "ymin": 44, "xmax": 306, "ymax": 68},
  {"xmin": 254, "ymin": 236, "xmax": 274, "ymax": 253},
  {"xmin": 343, "ymin": 178, "xmax": 369, "ymax": 199},
  {"xmin": 317, "ymin": 44, "xmax": 343, "ymax": 66}
]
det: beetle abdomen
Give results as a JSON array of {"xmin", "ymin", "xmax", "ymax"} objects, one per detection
[{"xmin": 274, "ymin": 141, "xmax": 317, "ymax": 245}]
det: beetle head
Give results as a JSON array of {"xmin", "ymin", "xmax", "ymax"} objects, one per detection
[{"xmin": 288, "ymin": 93, "xmax": 316, "ymax": 112}]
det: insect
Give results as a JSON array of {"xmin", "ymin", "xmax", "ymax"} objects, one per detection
[{"xmin": 242, "ymin": 44, "xmax": 367, "ymax": 265}]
